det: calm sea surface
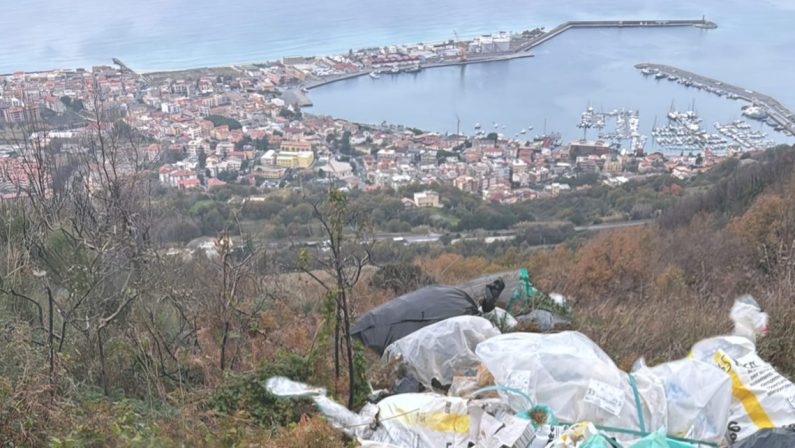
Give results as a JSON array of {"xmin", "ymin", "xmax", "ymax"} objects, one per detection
[{"xmin": 5, "ymin": 0, "xmax": 795, "ymax": 143}]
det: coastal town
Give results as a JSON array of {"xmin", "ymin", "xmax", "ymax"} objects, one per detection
[{"xmin": 0, "ymin": 20, "xmax": 789, "ymax": 204}]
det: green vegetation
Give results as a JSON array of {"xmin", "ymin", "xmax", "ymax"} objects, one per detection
[{"xmin": 204, "ymin": 114, "xmax": 242, "ymax": 130}]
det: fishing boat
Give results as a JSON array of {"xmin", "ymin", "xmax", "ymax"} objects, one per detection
[
  {"xmin": 369, "ymin": 72, "xmax": 380, "ymax": 79},
  {"xmin": 390, "ymin": 66, "xmax": 400, "ymax": 74},
  {"xmin": 640, "ymin": 67, "xmax": 654, "ymax": 76}
]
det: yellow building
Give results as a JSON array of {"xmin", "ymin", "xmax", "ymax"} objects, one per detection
[
  {"xmin": 276, "ymin": 151, "xmax": 314, "ymax": 168},
  {"xmin": 280, "ymin": 140, "xmax": 313, "ymax": 153}
]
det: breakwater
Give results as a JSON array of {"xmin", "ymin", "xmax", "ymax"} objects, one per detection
[{"xmin": 637, "ymin": 63, "xmax": 795, "ymax": 135}]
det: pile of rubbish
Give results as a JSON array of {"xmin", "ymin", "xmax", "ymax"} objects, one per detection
[{"xmin": 267, "ymin": 270, "xmax": 795, "ymax": 447}]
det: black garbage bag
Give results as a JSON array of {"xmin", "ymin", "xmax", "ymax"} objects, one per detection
[
  {"xmin": 733, "ymin": 428, "xmax": 795, "ymax": 448},
  {"xmin": 351, "ymin": 285, "xmax": 479, "ymax": 355}
]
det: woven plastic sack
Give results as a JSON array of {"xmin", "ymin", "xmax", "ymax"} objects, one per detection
[
  {"xmin": 475, "ymin": 331, "xmax": 667, "ymax": 441},
  {"xmin": 646, "ymin": 358, "xmax": 732, "ymax": 444},
  {"xmin": 368, "ymin": 393, "xmax": 471, "ymax": 448}
]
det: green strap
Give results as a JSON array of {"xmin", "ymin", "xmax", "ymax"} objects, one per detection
[
  {"xmin": 627, "ymin": 373, "xmax": 645, "ymax": 433},
  {"xmin": 557, "ymin": 422, "xmax": 719, "ymax": 447},
  {"xmin": 471, "ymin": 385, "xmax": 534, "ymax": 407}
]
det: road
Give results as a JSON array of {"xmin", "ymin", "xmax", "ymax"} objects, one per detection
[{"xmin": 275, "ymin": 219, "xmax": 652, "ymax": 248}]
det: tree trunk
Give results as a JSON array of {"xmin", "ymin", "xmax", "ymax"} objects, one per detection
[
  {"xmin": 334, "ymin": 302, "xmax": 341, "ymax": 379},
  {"xmin": 47, "ymin": 286, "xmax": 54, "ymax": 382},
  {"xmin": 220, "ymin": 320, "xmax": 230, "ymax": 370},
  {"xmin": 98, "ymin": 328, "xmax": 108, "ymax": 395},
  {"xmin": 341, "ymin": 290, "xmax": 355, "ymax": 409}
]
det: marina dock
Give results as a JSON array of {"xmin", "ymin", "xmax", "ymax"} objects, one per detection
[{"xmin": 636, "ymin": 63, "xmax": 795, "ymax": 135}]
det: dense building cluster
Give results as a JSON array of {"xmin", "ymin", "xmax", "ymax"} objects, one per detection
[{"xmin": 0, "ymin": 52, "xmax": 742, "ymax": 203}]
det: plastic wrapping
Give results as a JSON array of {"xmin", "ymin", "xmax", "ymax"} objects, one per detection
[
  {"xmin": 711, "ymin": 349, "xmax": 795, "ymax": 444},
  {"xmin": 265, "ymin": 376, "xmax": 377, "ymax": 439},
  {"xmin": 483, "ymin": 307, "xmax": 519, "ymax": 330},
  {"xmin": 689, "ymin": 335, "xmax": 756, "ymax": 363},
  {"xmin": 368, "ymin": 393, "xmax": 471, "ymax": 448},
  {"xmin": 729, "ymin": 295, "xmax": 769, "ymax": 341},
  {"xmin": 687, "ymin": 297, "xmax": 794, "ymax": 444},
  {"xmin": 547, "ymin": 422, "xmax": 605, "ymax": 448},
  {"xmin": 646, "ymin": 358, "xmax": 732, "ymax": 444},
  {"xmin": 627, "ymin": 428, "xmax": 695, "ymax": 447},
  {"xmin": 383, "ymin": 316, "xmax": 500, "ymax": 388},
  {"xmin": 475, "ymin": 332, "xmax": 667, "ymax": 441}
]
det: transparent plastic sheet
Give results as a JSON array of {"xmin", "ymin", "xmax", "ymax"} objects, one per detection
[
  {"xmin": 475, "ymin": 332, "xmax": 667, "ymax": 444},
  {"xmin": 643, "ymin": 358, "xmax": 732, "ymax": 444},
  {"xmin": 265, "ymin": 376, "xmax": 377, "ymax": 439},
  {"xmin": 382, "ymin": 316, "xmax": 500, "ymax": 388}
]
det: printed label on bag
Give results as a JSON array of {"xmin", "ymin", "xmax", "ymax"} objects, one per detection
[{"xmin": 583, "ymin": 379, "xmax": 624, "ymax": 417}]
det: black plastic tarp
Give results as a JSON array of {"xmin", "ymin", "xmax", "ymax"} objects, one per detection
[
  {"xmin": 733, "ymin": 428, "xmax": 795, "ymax": 448},
  {"xmin": 351, "ymin": 285, "xmax": 479, "ymax": 355}
]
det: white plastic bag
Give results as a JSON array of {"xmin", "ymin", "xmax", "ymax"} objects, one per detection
[
  {"xmin": 647, "ymin": 358, "xmax": 732, "ymax": 443},
  {"xmin": 266, "ymin": 376, "xmax": 378, "ymax": 439},
  {"xmin": 368, "ymin": 393, "xmax": 471, "ymax": 448},
  {"xmin": 267, "ymin": 377, "xmax": 472, "ymax": 447},
  {"xmin": 712, "ymin": 349, "xmax": 795, "ymax": 444},
  {"xmin": 484, "ymin": 307, "xmax": 519, "ymax": 330},
  {"xmin": 729, "ymin": 295, "xmax": 769, "ymax": 341},
  {"xmin": 475, "ymin": 331, "xmax": 667, "ymax": 441},
  {"xmin": 687, "ymin": 296, "xmax": 795, "ymax": 444},
  {"xmin": 383, "ymin": 316, "xmax": 500, "ymax": 388}
]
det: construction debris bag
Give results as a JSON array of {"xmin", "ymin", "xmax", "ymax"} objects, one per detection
[
  {"xmin": 475, "ymin": 332, "xmax": 667, "ymax": 441},
  {"xmin": 710, "ymin": 349, "xmax": 795, "ymax": 444},
  {"xmin": 687, "ymin": 296, "xmax": 795, "ymax": 444},
  {"xmin": 351, "ymin": 285, "xmax": 480, "ymax": 356},
  {"xmin": 367, "ymin": 393, "xmax": 471, "ymax": 448},
  {"xmin": 383, "ymin": 316, "xmax": 500, "ymax": 389},
  {"xmin": 267, "ymin": 376, "xmax": 472, "ymax": 447},
  {"xmin": 645, "ymin": 358, "xmax": 732, "ymax": 444}
]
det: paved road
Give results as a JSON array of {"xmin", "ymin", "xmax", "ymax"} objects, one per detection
[{"xmin": 276, "ymin": 219, "xmax": 653, "ymax": 248}]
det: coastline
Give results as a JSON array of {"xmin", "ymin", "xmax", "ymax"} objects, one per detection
[{"xmin": 4, "ymin": 18, "xmax": 716, "ymax": 84}]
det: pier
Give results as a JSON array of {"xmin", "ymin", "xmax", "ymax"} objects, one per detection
[
  {"xmin": 636, "ymin": 63, "xmax": 795, "ymax": 135},
  {"xmin": 516, "ymin": 19, "xmax": 717, "ymax": 53}
]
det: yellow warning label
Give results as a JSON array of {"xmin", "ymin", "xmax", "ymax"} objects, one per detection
[{"xmin": 714, "ymin": 352, "xmax": 775, "ymax": 429}]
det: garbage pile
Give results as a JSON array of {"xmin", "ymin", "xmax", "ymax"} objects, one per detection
[{"xmin": 268, "ymin": 270, "xmax": 795, "ymax": 447}]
